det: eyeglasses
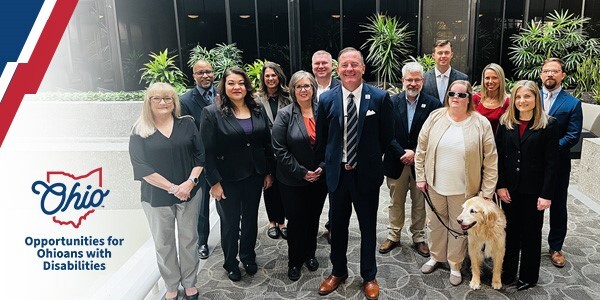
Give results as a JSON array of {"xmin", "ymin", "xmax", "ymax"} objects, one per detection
[
  {"xmin": 541, "ymin": 69, "xmax": 561, "ymax": 75},
  {"xmin": 150, "ymin": 96, "xmax": 174, "ymax": 103},
  {"xmin": 403, "ymin": 78, "xmax": 423, "ymax": 83},
  {"xmin": 447, "ymin": 91, "xmax": 469, "ymax": 98},
  {"xmin": 194, "ymin": 70, "xmax": 214, "ymax": 76},
  {"xmin": 295, "ymin": 84, "xmax": 312, "ymax": 91}
]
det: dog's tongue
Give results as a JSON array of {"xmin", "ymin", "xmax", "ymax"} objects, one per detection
[{"xmin": 460, "ymin": 224, "xmax": 470, "ymax": 230}]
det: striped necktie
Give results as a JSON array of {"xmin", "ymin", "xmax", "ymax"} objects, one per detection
[{"xmin": 346, "ymin": 94, "xmax": 358, "ymax": 168}]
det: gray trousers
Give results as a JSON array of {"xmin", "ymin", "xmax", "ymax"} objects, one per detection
[{"xmin": 142, "ymin": 191, "xmax": 201, "ymax": 291}]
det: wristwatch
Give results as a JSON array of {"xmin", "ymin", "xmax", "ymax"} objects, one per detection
[{"xmin": 188, "ymin": 176, "xmax": 199, "ymax": 186}]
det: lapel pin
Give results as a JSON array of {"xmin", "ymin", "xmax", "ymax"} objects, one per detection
[
  {"xmin": 365, "ymin": 94, "xmax": 371, "ymax": 100},
  {"xmin": 421, "ymin": 104, "xmax": 426, "ymax": 108}
]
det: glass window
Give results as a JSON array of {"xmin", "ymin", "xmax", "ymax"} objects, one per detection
[
  {"xmin": 342, "ymin": 0, "xmax": 376, "ymax": 82},
  {"xmin": 299, "ymin": 0, "xmax": 341, "ymax": 71},
  {"xmin": 474, "ymin": 0, "xmax": 504, "ymax": 82},
  {"xmin": 180, "ymin": 0, "xmax": 227, "ymax": 72},
  {"xmin": 230, "ymin": 0, "xmax": 257, "ymax": 64},
  {"xmin": 585, "ymin": 0, "xmax": 600, "ymax": 38},
  {"xmin": 421, "ymin": 0, "xmax": 471, "ymax": 73},
  {"xmin": 379, "ymin": 0, "xmax": 420, "ymax": 59},
  {"xmin": 257, "ymin": 0, "xmax": 290, "ymax": 76}
]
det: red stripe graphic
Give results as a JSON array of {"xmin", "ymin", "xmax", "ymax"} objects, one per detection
[
  {"xmin": 52, "ymin": 209, "xmax": 95, "ymax": 229},
  {"xmin": 0, "ymin": 0, "xmax": 80, "ymax": 148},
  {"xmin": 47, "ymin": 167, "xmax": 103, "ymax": 187}
]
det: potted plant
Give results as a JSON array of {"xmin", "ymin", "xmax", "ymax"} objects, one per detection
[
  {"xmin": 360, "ymin": 14, "xmax": 414, "ymax": 89},
  {"xmin": 139, "ymin": 49, "xmax": 188, "ymax": 93},
  {"xmin": 188, "ymin": 43, "xmax": 243, "ymax": 83}
]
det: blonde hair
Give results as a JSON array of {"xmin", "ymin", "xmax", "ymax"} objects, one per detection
[
  {"xmin": 480, "ymin": 63, "xmax": 508, "ymax": 104},
  {"xmin": 132, "ymin": 82, "xmax": 181, "ymax": 138},
  {"xmin": 500, "ymin": 80, "xmax": 549, "ymax": 130},
  {"xmin": 443, "ymin": 80, "xmax": 475, "ymax": 113}
]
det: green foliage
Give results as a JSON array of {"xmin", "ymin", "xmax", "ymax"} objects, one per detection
[
  {"xmin": 361, "ymin": 14, "xmax": 414, "ymax": 89},
  {"xmin": 406, "ymin": 54, "xmax": 435, "ymax": 73},
  {"xmin": 139, "ymin": 49, "xmax": 188, "ymax": 93},
  {"xmin": 245, "ymin": 59, "xmax": 268, "ymax": 90},
  {"xmin": 27, "ymin": 91, "xmax": 146, "ymax": 101},
  {"xmin": 331, "ymin": 58, "xmax": 339, "ymax": 79},
  {"xmin": 573, "ymin": 56, "xmax": 600, "ymax": 102},
  {"xmin": 508, "ymin": 10, "xmax": 600, "ymax": 87},
  {"xmin": 188, "ymin": 43, "xmax": 243, "ymax": 81}
]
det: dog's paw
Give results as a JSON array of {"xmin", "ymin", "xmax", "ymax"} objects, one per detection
[
  {"xmin": 492, "ymin": 281, "xmax": 502, "ymax": 290},
  {"xmin": 469, "ymin": 280, "xmax": 481, "ymax": 290}
]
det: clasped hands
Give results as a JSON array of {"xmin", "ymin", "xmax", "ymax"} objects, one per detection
[
  {"xmin": 304, "ymin": 167, "xmax": 323, "ymax": 183},
  {"xmin": 168, "ymin": 180, "xmax": 195, "ymax": 201}
]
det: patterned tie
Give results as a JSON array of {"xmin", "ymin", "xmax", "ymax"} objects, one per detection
[
  {"xmin": 203, "ymin": 90, "xmax": 213, "ymax": 103},
  {"xmin": 346, "ymin": 94, "xmax": 358, "ymax": 168},
  {"xmin": 544, "ymin": 91, "xmax": 552, "ymax": 112}
]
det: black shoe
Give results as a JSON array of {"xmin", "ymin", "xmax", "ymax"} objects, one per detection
[
  {"xmin": 267, "ymin": 226, "xmax": 279, "ymax": 239},
  {"xmin": 227, "ymin": 267, "xmax": 241, "ymax": 281},
  {"xmin": 288, "ymin": 266, "xmax": 301, "ymax": 281},
  {"xmin": 198, "ymin": 244, "xmax": 209, "ymax": 259},
  {"xmin": 305, "ymin": 257, "xmax": 319, "ymax": 271},
  {"xmin": 516, "ymin": 280, "xmax": 536, "ymax": 291},
  {"xmin": 280, "ymin": 227, "xmax": 288, "ymax": 240},
  {"xmin": 184, "ymin": 292, "xmax": 199, "ymax": 300},
  {"xmin": 244, "ymin": 263, "xmax": 257, "ymax": 275},
  {"xmin": 502, "ymin": 274, "xmax": 516, "ymax": 285}
]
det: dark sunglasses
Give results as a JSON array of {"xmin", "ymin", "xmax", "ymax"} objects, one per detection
[{"xmin": 447, "ymin": 91, "xmax": 470, "ymax": 98}]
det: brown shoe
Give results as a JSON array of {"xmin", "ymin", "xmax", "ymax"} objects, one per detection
[
  {"xmin": 378, "ymin": 239, "xmax": 399, "ymax": 254},
  {"xmin": 318, "ymin": 274, "xmax": 348, "ymax": 295},
  {"xmin": 549, "ymin": 250, "xmax": 565, "ymax": 268},
  {"xmin": 414, "ymin": 242, "xmax": 430, "ymax": 257},
  {"xmin": 363, "ymin": 279, "xmax": 379, "ymax": 300}
]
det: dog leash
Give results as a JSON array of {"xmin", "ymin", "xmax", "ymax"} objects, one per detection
[{"xmin": 422, "ymin": 190, "xmax": 468, "ymax": 238}]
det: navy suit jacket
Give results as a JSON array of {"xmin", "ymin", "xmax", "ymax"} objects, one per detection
[
  {"xmin": 315, "ymin": 84, "xmax": 394, "ymax": 192},
  {"xmin": 422, "ymin": 68, "xmax": 469, "ymax": 103},
  {"xmin": 180, "ymin": 86, "xmax": 216, "ymax": 129},
  {"xmin": 546, "ymin": 89, "xmax": 583, "ymax": 154},
  {"xmin": 383, "ymin": 92, "xmax": 442, "ymax": 179}
]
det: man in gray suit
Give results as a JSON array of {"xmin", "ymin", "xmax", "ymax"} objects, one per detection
[{"xmin": 422, "ymin": 40, "xmax": 468, "ymax": 104}]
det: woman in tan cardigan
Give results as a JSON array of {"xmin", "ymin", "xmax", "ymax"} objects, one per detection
[{"xmin": 415, "ymin": 80, "xmax": 498, "ymax": 286}]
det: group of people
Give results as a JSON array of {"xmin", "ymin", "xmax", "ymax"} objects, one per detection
[{"xmin": 128, "ymin": 38, "xmax": 583, "ymax": 299}]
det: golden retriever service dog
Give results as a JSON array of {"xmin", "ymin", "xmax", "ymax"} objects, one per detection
[{"xmin": 457, "ymin": 196, "xmax": 506, "ymax": 290}]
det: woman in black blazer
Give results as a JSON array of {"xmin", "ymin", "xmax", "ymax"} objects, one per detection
[
  {"xmin": 272, "ymin": 71, "xmax": 327, "ymax": 281},
  {"xmin": 496, "ymin": 80, "xmax": 559, "ymax": 291},
  {"xmin": 200, "ymin": 67, "xmax": 274, "ymax": 282}
]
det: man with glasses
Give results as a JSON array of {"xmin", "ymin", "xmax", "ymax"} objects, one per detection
[
  {"xmin": 181, "ymin": 60, "xmax": 217, "ymax": 260},
  {"xmin": 380, "ymin": 62, "xmax": 441, "ymax": 257},
  {"xmin": 540, "ymin": 58, "xmax": 582, "ymax": 268},
  {"xmin": 422, "ymin": 40, "xmax": 468, "ymax": 104}
]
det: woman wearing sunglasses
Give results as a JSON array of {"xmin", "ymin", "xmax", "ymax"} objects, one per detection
[{"xmin": 415, "ymin": 80, "xmax": 498, "ymax": 286}]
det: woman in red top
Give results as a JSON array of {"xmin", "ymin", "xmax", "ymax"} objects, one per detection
[{"xmin": 472, "ymin": 63, "xmax": 510, "ymax": 135}]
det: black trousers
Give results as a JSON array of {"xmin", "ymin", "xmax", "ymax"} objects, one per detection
[
  {"xmin": 502, "ymin": 192, "xmax": 544, "ymax": 284},
  {"xmin": 197, "ymin": 172, "xmax": 211, "ymax": 246},
  {"xmin": 264, "ymin": 177, "xmax": 285, "ymax": 224},
  {"xmin": 548, "ymin": 154, "xmax": 571, "ymax": 251},
  {"xmin": 329, "ymin": 168, "xmax": 380, "ymax": 281},
  {"xmin": 279, "ymin": 179, "xmax": 328, "ymax": 268},
  {"xmin": 216, "ymin": 173, "xmax": 263, "ymax": 271}
]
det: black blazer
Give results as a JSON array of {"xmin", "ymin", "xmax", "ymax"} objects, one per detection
[
  {"xmin": 199, "ymin": 104, "xmax": 274, "ymax": 186},
  {"xmin": 422, "ymin": 68, "xmax": 469, "ymax": 103},
  {"xmin": 496, "ymin": 117, "xmax": 559, "ymax": 199},
  {"xmin": 180, "ymin": 86, "xmax": 216, "ymax": 129},
  {"xmin": 383, "ymin": 92, "xmax": 442, "ymax": 179},
  {"xmin": 272, "ymin": 102, "xmax": 320, "ymax": 186}
]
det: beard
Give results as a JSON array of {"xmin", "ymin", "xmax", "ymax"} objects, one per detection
[
  {"xmin": 543, "ymin": 79, "xmax": 557, "ymax": 90},
  {"xmin": 406, "ymin": 89, "xmax": 419, "ymax": 98}
]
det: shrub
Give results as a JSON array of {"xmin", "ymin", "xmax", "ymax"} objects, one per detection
[
  {"xmin": 139, "ymin": 49, "xmax": 188, "ymax": 93},
  {"xmin": 188, "ymin": 43, "xmax": 243, "ymax": 82}
]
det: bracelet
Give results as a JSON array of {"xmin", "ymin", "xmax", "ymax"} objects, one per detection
[{"xmin": 168, "ymin": 184, "xmax": 178, "ymax": 194}]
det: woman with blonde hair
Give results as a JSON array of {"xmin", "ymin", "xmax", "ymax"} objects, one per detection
[
  {"xmin": 129, "ymin": 82, "xmax": 203, "ymax": 300},
  {"xmin": 496, "ymin": 80, "xmax": 558, "ymax": 290},
  {"xmin": 415, "ymin": 80, "xmax": 498, "ymax": 287},
  {"xmin": 472, "ymin": 63, "xmax": 510, "ymax": 134}
]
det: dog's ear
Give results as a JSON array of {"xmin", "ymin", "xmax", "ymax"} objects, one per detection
[{"xmin": 484, "ymin": 207, "xmax": 497, "ymax": 224}]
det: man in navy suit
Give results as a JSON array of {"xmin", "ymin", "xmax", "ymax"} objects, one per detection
[
  {"xmin": 180, "ymin": 60, "xmax": 217, "ymax": 260},
  {"xmin": 422, "ymin": 40, "xmax": 469, "ymax": 104},
  {"xmin": 312, "ymin": 50, "xmax": 340, "ymax": 243},
  {"xmin": 380, "ymin": 62, "xmax": 442, "ymax": 256},
  {"xmin": 540, "ymin": 58, "xmax": 583, "ymax": 268},
  {"xmin": 316, "ymin": 47, "xmax": 394, "ymax": 300}
]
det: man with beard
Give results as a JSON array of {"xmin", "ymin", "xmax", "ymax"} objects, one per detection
[
  {"xmin": 422, "ymin": 40, "xmax": 468, "ymax": 104},
  {"xmin": 540, "ymin": 58, "xmax": 582, "ymax": 268},
  {"xmin": 180, "ymin": 60, "xmax": 217, "ymax": 259},
  {"xmin": 380, "ymin": 62, "xmax": 441, "ymax": 256}
]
